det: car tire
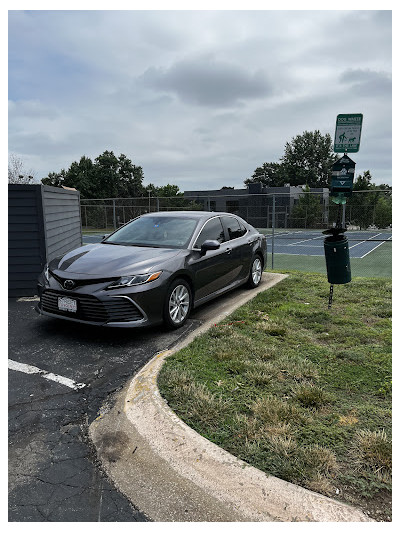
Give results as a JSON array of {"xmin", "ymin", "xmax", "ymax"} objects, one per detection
[
  {"xmin": 164, "ymin": 278, "xmax": 192, "ymax": 329},
  {"xmin": 247, "ymin": 255, "xmax": 263, "ymax": 288}
]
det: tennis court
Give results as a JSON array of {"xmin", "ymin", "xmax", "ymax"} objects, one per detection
[
  {"xmin": 264, "ymin": 230, "xmax": 392, "ymax": 258},
  {"xmin": 261, "ymin": 229, "xmax": 392, "ymax": 278}
]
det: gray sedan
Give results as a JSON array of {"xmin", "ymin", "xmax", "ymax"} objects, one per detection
[{"xmin": 36, "ymin": 211, "xmax": 267, "ymax": 329}]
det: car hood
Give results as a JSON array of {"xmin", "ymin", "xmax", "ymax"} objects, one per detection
[{"xmin": 49, "ymin": 243, "xmax": 182, "ymax": 278}]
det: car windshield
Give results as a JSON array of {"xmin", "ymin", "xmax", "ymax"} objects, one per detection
[{"xmin": 104, "ymin": 216, "xmax": 198, "ymax": 248}]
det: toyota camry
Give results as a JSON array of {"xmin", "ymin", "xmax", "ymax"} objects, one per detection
[{"xmin": 36, "ymin": 211, "xmax": 267, "ymax": 329}]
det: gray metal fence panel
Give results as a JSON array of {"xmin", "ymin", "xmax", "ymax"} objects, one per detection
[
  {"xmin": 8, "ymin": 185, "xmax": 46, "ymax": 297},
  {"xmin": 8, "ymin": 184, "xmax": 83, "ymax": 297},
  {"xmin": 41, "ymin": 185, "xmax": 82, "ymax": 263}
]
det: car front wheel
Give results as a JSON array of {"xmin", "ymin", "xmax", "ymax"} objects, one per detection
[
  {"xmin": 164, "ymin": 279, "xmax": 192, "ymax": 328},
  {"xmin": 247, "ymin": 255, "xmax": 263, "ymax": 288}
]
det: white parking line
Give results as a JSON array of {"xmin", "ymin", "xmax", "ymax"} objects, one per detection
[{"xmin": 8, "ymin": 359, "xmax": 86, "ymax": 390}]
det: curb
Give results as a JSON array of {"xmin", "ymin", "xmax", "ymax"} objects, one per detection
[{"xmin": 89, "ymin": 273, "xmax": 372, "ymax": 522}]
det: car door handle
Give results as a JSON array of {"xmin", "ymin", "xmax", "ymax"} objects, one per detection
[
  {"xmin": 247, "ymin": 239, "xmax": 256, "ymax": 245},
  {"xmin": 225, "ymin": 247, "xmax": 232, "ymax": 254}
]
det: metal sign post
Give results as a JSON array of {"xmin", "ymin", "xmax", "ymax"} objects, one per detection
[
  {"xmin": 323, "ymin": 113, "xmax": 363, "ymax": 307},
  {"xmin": 271, "ymin": 194, "xmax": 275, "ymax": 269}
]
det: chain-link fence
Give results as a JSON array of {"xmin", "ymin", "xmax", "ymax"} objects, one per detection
[
  {"xmin": 81, "ymin": 189, "xmax": 391, "ymax": 278},
  {"xmin": 80, "ymin": 196, "xmax": 203, "ymax": 230}
]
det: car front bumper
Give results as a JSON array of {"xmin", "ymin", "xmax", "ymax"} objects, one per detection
[{"xmin": 36, "ymin": 276, "xmax": 168, "ymax": 328}]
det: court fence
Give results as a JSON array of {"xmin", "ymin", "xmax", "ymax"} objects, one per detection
[{"xmin": 80, "ymin": 189, "xmax": 391, "ymax": 278}]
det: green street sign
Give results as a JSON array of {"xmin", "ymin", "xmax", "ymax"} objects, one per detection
[
  {"xmin": 334, "ymin": 113, "xmax": 363, "ymax": 153},
  {"xmin": 330, "ymin": 155, "xmax": 356, "ymax": 198}
]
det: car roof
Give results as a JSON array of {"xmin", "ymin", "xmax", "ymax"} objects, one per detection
[{"xmin": 141, "ymin": 211, "xmax": 239, "ymax": 219}]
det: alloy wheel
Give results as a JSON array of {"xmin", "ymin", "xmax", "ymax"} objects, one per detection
[
  {"xmin": 252, "ymin": 257, "xmax": 263, "ymax": 286},
  {"xmin": 168, "ymin": 284, "xmax": 190, "ymax": 325}
]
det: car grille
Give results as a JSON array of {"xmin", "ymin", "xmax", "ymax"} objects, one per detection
[
  {"xmin": 50, "ymin": 272, "xmax": 116, "ymax": 288},
  {"xmin": 41, "ymin": 290, "xmax": 144, "ymax": 323}
]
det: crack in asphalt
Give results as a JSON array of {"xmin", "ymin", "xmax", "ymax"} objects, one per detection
[{"xmin": 8, "ymin": 300, "xmax": 203, "ymax": 521}]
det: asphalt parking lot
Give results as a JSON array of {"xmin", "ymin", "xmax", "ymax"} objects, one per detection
[
  {"xmin": 8, "ymin": 284, "xmax": 258, "ymax": 522},
  {"xmin": 8, "ymin": 296, "xmax": 202, "ymax": 522}
]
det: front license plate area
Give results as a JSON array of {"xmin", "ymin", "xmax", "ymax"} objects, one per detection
[{"xmin": 58, "ymin": 296, "xmax": 77, "ymax": 313}]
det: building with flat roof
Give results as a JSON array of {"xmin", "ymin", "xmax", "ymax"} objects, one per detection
[{"xmin": 184, "ymin": 184, "xmax": 329, "ymax": 228}]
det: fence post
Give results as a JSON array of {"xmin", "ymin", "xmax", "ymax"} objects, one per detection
[
  {"xmin": 271, "ymin": 194, "xmax": 275, "ymax": 269},
  {"xmin": 112, "ymin": 199, "xmax": 117, "ymax": 230}
]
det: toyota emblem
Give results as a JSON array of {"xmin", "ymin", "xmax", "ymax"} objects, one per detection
[{"xmin": 64, "ymin": 280, "xmax": 76, "ymax": 290}]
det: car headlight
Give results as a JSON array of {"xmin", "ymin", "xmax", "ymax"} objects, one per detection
[
  {"xmin": 44, "ymin": 263, "xmax": 50, "ymax": 282},
  {"xmin": 107, "ymin": 271, "xmax": 162, "ymax": 289}
]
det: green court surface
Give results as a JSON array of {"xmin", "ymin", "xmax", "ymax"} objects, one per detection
[{"xmin": 269, "ymin": 241, "xmax": 391, "ymax": 278}]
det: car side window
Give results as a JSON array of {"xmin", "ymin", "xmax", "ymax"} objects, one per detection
[
  {"xmin": 222, "ymin": 216, "xmax": 247, "ymax": 240},
  {"xmin": 194, "ymin": 217, "xmax": 226, "ymax": 248}
]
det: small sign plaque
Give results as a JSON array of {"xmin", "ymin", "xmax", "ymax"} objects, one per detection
[
  {"xmin": 334, "ymin": 114, "xmax": 363, "ymax": 153},
  {"xmin": 330, "ymin": 155, "xmax": 356, "ymax": 196}
]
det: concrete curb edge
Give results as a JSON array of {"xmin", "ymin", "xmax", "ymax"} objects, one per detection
[{"xmin": 89, "ymin": 273, "xmax": 372, "ymax": 522}]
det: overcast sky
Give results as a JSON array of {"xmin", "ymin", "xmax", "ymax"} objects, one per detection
[{"xmin": 8, "ymin": 8, "xmax": 392, "ymax": 191}]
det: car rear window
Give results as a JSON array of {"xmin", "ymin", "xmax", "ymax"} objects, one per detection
[{"xmin": 222, "ymin": 216, "xmax": 247, "ymax": 240}]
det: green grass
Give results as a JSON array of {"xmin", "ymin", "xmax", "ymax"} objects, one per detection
[{"xmin": 158, "ymin": 272, "xmax": 392, "ymax": 521}]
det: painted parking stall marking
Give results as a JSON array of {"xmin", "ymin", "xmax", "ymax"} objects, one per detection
[{"xmin": 8, "ymin": 359, "xmax": 86, "ymax": 390}]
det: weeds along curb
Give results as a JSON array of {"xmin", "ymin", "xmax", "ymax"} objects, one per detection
[{"xmin": 90, "ymin": 273, "xmax": 372, "ymax": 522}]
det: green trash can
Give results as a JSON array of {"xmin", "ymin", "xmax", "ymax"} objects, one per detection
[{"xmin": 324, "ymin": 235, "xmax": 351, "ymax": 284}]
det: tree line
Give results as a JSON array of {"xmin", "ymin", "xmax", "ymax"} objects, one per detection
[
  {"xmin": 40, "ymin": 150, "xmax": 181, "ymax": 200},
  {"xmin": 8, "ymin": 129, "xmax": 391, "ymax": 229},
  {"xmin": 246, "ymin": 130, "xmax": 391, "ymax": 229}
]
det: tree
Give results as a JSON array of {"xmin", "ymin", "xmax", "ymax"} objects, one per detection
[
  {"xmin": 117, "ymin": 153, "xmax": 145, "ymax": 197},
  {"xmin": 144, "ymin": 183, "xmax": 202, "ymax": 211},
  {"xmin": 245, "ymin": 162, "xmax": 284, "ymax": 188},
  {"xmin": 42, "ymin": 151, "xmax": 146, "ymax": 199},
  {"xmin": 8, "ymin": 153, "xmax": 35, "ymax": 184},
  {"xmin": 352, "ymin": 169, "xmax": 373, "ymax": 191},
  {"xmin": 146, "ymin": 183, "xmax": 182, "ymax": 198},
  {"xmin": 289, "ymin": 185, "xmax": 323, "ymax": 228},
  {"xmin": 374, "ymin": 196, "xmax": 392, "ymax": 228},
  {"xmin": 280, "ymin": 130, "xmax": 335, "ymax": 187},
  {"xmin": 348, "ymin": 171, "xmax": 392, "ymax": 229}
]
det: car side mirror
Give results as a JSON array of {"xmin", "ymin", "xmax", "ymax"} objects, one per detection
[
  {"xmin": 101, "ymin": 234, "xmax": 110, "ymax": 241},
  {"xmin": 200, "ymin": 240, "xmax": 220, "ymax": 256}
]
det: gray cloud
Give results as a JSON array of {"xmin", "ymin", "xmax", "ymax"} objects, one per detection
[
  {"xmin": 8, "ymin": 10, "xmax": 392, "ymax": 187},
  {"xmin": 339, "ymin": 68, "xmax": 392, "ymax": 97},
  {"xmin": 140, "ymin": 56, "xmax": 272, "ymax": 107}
]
